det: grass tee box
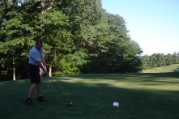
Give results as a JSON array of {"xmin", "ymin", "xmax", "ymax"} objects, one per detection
[{"xmin": 0, "ymin": 64, "xmax": 179, "ymax": 119}]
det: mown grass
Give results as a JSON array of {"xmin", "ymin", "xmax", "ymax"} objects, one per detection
[
  {"xmin": 142, "ymin": 64, "xmax": 179, "ymax": 73},
  {"xmin": 0, "ymin": 65, "xmax": 179, "ymax": 119}
]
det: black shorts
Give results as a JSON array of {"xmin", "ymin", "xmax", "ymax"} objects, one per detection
[{"xmin": 28, "ymin": 64, "xmax": 40, "ymax": 84}]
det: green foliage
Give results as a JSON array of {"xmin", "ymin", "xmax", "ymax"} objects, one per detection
[
  {"xmin": 82, "ymin": 13, "xmax": 142, "ymax": 73},
  {"xmin": 54, "ymin": 49, "xmax": 89, "ymax": 75},
  {"xmin": 142, "ymin": 53, "xmax": 179, "ymax": 69},
  {"xmin": 0, "ymin": 0, "xmax": 145, "ymax": 80}
]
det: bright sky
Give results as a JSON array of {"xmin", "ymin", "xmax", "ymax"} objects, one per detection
[{"xmin": 102, "ymin": 0, "xmax": 179, "ymax": 55}]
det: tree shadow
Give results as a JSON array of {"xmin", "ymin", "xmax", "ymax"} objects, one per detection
[
  {"xmin": 0, "ymin": 75, "xmax": 179, "ymax": 119},
  {"xmin": 67, "ymin": 72, "xmax": 179, "ymax": 83},
  {"xmin": 43, "ymin": 77, "xmax": 179, "ymax": 119}
]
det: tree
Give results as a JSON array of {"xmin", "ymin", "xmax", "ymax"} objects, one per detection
[
  {"xmin": 0, "ymin": 0, "xmax": 145, "ymax": 80},
  {"xmin": 141, "ymin": 53, "xmax": 179, "ymax": 70}
]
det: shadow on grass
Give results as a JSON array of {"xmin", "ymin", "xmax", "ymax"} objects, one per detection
[
  {"xmin": 174, "ymin": 67, "xmax": 179, "ymax": 72},
  {"xmin": 49, "ymin": 76, "xmax": 179, "ymax": 119},
  {"xmin": 65, "ymin": 71, "xmax": 179, "ymax": 87},
  {"xmin": 1, "ymin": 73, "xmax": 179, "ymax": 119},
  {"xmin": 67, "ymin": 72, "xmax": 179, "ymax": 83}
]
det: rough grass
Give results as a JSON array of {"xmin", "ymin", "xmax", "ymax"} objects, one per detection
[{"xmin": 0, "ymin": 65, "xmax": 179, "ymax": 119}]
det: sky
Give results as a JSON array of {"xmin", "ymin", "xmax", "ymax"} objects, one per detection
[{"xmin": 102, "ymin": 0, "xmax": 179, "ymax": 55}]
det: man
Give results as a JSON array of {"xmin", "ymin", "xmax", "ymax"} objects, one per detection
[{"xmin": 25, "ymin": 38, "xmax": 48, "ymax": 105}]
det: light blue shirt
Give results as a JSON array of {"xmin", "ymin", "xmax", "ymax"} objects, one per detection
[{"xmin": 28, "ymin": 46, "xmax": 44, "ymax": 66}]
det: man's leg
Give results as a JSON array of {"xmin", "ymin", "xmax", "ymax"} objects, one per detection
[
  {"xmin": 26, "ymin": 83, "xmax": 37, "ymax": 105},
  {"xmin": 28, "ymin": 83, "xmax": 37, "ymax": 98},
  {"xmin": 36, "ymin": 82, "xmax": 47, "ymax": 102},
  {"xmin": 36, "ymin": 83, "xmax": 41, "ymax": 97}
]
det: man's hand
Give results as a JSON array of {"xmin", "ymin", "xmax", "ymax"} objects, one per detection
[{"xmin": 42, "ymin": 71, "xmax": 49, "ymax": 77}]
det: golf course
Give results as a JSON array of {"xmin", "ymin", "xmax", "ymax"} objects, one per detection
[{"xmin": 0, "ymin": 64, "xmax": 179, "ymax": 119}]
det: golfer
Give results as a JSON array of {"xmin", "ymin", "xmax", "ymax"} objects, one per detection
[{"xmin": 25, "ymin": 38, "xmax": 48, "ymax": 105}]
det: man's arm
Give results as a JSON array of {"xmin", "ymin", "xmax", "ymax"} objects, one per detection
[
  {"xmin": 38, "ymin": 61, "xmax": 47, "ymax": 73},
  {"xmin": 41, "ymin": 57, "xmax": 46, "ymax": 66}
]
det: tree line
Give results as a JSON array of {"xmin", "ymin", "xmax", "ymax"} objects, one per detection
[
  {"xmin": 142, "ymin": 53, "xmax": 179, "ymax": 69},
  {"xmin": 0, "ymin": 0, "xmax": 178, "ymax": 81}
]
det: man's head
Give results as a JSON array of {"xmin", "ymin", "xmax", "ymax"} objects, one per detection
[{"xmin": 35, "ymin": 38, "xmax": 43, "ymax": 50}]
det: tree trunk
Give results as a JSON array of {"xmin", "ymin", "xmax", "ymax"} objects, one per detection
[
  {"xmin": 49, "ymin": 65, "xmax": 52, "ymax": 77},
  {"xmin": 13, "ymin": 67, "xmax": 16, "ymax": 80}
]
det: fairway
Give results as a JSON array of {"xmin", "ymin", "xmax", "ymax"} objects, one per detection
[{"xmin": 0, "ymin": 65, "xmax": 179, "ymax": 119}]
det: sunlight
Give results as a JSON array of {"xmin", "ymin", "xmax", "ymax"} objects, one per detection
[{"xmin": 58, "ymin": 76, "xmax": 179, "ymax": 92}]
